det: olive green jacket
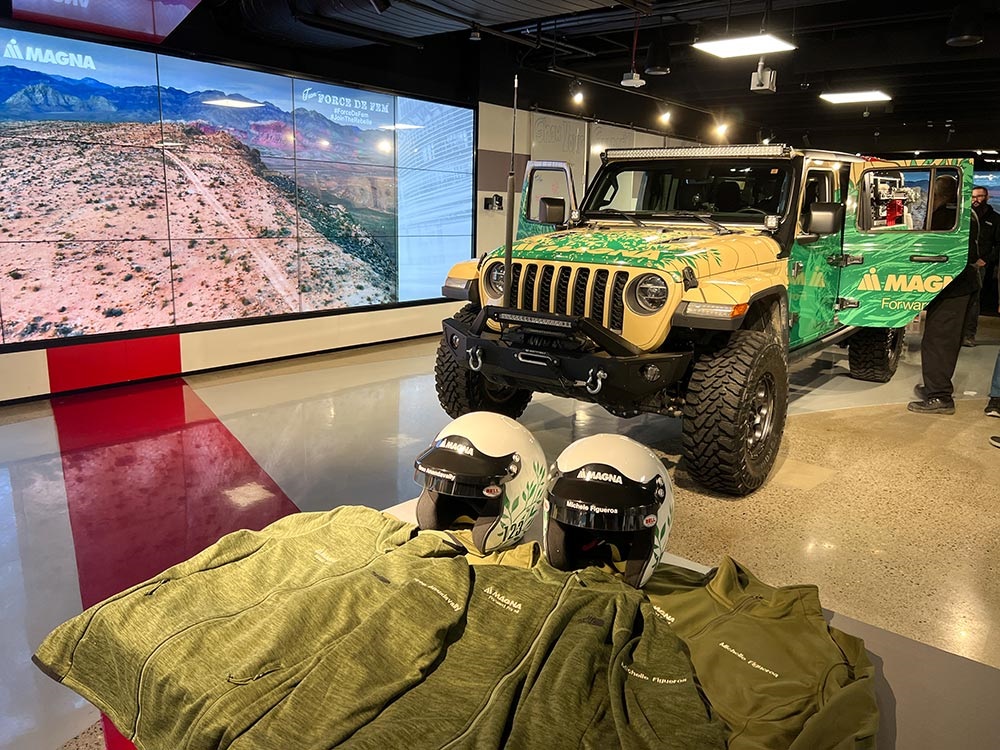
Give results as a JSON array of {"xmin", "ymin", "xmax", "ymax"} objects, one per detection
[
  {"xmin": 34, "ymin": 506, "xmax": 725, "ymax": 750},
  {"xmin": 643, "ymin": 557, "xmax": 879, "ymax": 750}
]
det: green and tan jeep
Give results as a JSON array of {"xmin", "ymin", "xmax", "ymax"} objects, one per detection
[{"xmin": 437, "ymin": 145, "xmax": 972, "ymax": 495}]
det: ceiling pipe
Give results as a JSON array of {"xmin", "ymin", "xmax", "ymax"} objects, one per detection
[
  {"xmin": 393, "ymin": 0, "xmax": 596, "ymax": 56},
  {"xmin": 290, "ymin": 8, "xmax": 424, "ymax": 48},
  {"xmin": 546, "ymin": 63, "xmax": 716, "ymax": 117}
]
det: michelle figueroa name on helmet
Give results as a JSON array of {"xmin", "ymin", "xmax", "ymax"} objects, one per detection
[
  {"xmin": 417, "ymin": 465, "xmax": 457, "ymax": 482},
  {"xmin": 566, "ymin": 499, "xmax": 619, "ymax": 515}
]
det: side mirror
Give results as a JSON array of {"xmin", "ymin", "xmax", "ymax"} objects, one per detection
[
  {"xmin": 802, "ymin": 202, "xmax": 844, "ymax": 235},
  {"xmin": 539, "ymin": 196, "xmax": 567, "ymax": 225}
]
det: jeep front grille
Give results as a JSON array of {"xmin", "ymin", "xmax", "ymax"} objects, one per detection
[{"xmin": 504, "ymin": 262, "xmax": 632, "ymax": 333}]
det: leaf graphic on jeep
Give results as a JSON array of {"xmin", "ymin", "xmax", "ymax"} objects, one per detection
[{"xmin": 492, "ymin": 230, "xmax": 729, "ymax": 272}]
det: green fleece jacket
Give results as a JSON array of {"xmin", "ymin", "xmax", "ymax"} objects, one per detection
[
  {"xmin": 643, "ymin": 557, "xmax": 879, "ymax": 750},
  {"xmin": 34, "ymin": 507, "xmax": 726, "ymax": 750}
]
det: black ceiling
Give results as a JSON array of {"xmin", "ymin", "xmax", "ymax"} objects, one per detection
[
  {"xmin": 4, "ymin": 0, "xmax": 999, "ymax": 153},
  {"xmin": 204, "ymin": 0, "xmax": 1000, "ymax": 152}
]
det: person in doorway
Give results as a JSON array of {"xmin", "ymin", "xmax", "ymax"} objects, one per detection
[
  {"xmin": 962, "ymin": 185, "xmax": 999, "ymax": 346},
  {"xmin": 929, "ymin": 173, "xmax": 958, "ymax": 230},
  {"xmin": 909, "ymin": 202, "xmax": 981, "ymax": 415}
]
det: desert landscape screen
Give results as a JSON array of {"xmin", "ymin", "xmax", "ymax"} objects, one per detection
[{"xmin": 0, "ymin": 27, "xmax": 474, "ymax": 344}]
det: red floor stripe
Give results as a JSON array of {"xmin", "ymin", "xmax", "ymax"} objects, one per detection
[{"xmin": 51, "ymin": 378, "xmax": 299, "ymax": 749}]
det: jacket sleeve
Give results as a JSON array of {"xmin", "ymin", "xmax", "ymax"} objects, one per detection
[{"xmin": 788, "ymin": 627, "xmax": 879, "ymax": 750}]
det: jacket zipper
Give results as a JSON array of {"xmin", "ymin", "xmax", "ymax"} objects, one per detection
[{"xmin": 440, "ymin": 575, "xmax": 577, "ymax": 749}]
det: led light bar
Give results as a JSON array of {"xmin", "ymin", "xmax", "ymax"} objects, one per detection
[
  {"xmin": 603, "ymin": 145, "xmax": 793, "ymax": 161},
  {"xmin": 819, "ymin": 90, "xmax": 892, "ymax": 104},
  {"xmin": 692, "ymin": 33, "xmax": 796, "ymax": 58},
  {"xmin": 495, "ymin": 312, "xmax": 574, "ymax": 329}
]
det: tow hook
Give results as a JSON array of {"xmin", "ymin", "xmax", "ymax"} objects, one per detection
[
  {"xmin": 468, "ymin": 347, "xmax": 483, "ymax": 372},
  {"xmin": 585, "ymin": 368, "xmax": 607, "ymax": 395},
  {"xmin": 469, "ymin": 346, "xmax": 483, "ymax": 372}
]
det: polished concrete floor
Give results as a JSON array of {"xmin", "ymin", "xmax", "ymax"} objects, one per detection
[{"xmin": 2, "ymin": 316, "xmax": 999, "ymax": 750}]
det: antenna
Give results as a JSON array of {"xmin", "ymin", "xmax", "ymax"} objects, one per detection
[{"xmin": 503, "ymin": 75, "xmax": 518, "ymax": 308}]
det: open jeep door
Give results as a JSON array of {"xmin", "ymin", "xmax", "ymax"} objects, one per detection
[
  {"xmin": 516, "ymin": 161, "xmax": 578, "ymax": 240},
  {"xmin": 838, "ymin": 157, "xmax": 973, "ymax": 328}
]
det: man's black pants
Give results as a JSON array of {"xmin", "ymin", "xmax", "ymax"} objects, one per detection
[{"xmin": 923, "ymin": 292, "xmax": 973, "ymax": 400}]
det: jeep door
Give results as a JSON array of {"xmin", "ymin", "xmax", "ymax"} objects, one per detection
[
  {"xmin": 788, "ymin": 164, "xmax": 846, "ymax": 347},
  {"xmin": 838, "ymin": 158, "xmax": 972, "ymax": 328}
]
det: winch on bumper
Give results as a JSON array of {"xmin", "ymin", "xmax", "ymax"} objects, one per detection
[{"xmin": 441, "ymin": 306, "xmax": 692, "ymax": 404}]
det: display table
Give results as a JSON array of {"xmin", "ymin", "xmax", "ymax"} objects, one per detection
[{"xmin": 386, "ymin": 499, "xmax": 1000, "ymax": 750}]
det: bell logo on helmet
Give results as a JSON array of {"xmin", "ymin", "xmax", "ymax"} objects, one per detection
[
  {"xmin": 578, "ymin": 469, "xmax": 623, "ymax": 484},
  {"xmin": 483, "ymin": 485, "xmax": 502, "ymax": 498},
  {"xmin": 643, "ymin": 514, "xmax": 657, "ymax": 528},
  {"xmin": 440, "ymin": 439, "xmax": 474, "ymax": 456}
]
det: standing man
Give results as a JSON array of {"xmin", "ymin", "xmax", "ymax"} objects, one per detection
[
  {"xmin": 909, "ymin": 176, "xmax": 980, "ymax": 414},
  {"xmin": 963, "ymin": 185, "xmax": 999, "ymax": 346}
]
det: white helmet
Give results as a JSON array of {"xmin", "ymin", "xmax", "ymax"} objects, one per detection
[
  {"xmin": 543, "ymin": 434, "xmax": 674, "ymax": 588},
  {"xmin": 414, "ymin": 412, "xmax": 548, "ymax": 554}
]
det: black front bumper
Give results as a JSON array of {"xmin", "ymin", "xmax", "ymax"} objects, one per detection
[{"xmin": 441, "ymin": 307, "xmax": 692, "ymax": 405}]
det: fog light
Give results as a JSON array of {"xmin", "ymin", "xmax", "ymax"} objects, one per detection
[
  {"xmin": 642, "ymin": 364, "xmax": 661, "ymax": 382},
  {"xmin": 450, "ymin": 334, "xmax": 460, "ymax": 349}
]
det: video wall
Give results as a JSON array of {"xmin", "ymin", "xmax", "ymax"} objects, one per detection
[{"xmin": 0, "ymin": 28, "xmax": 474, "ymax": 344}]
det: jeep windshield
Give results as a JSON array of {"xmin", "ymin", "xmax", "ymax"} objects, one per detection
[{"xmin": 581, "ymin": 159, "xmax": 794, "ymax": 225}]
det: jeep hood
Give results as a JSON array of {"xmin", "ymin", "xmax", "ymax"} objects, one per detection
[{"xmin": 487, "ymin": 226, "xmax": 777, "ymax": 277}]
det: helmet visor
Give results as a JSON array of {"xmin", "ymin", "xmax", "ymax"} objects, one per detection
[
  {"xmin": 547, "ymin": 475, "xmax": 662, "ymax": 532},
  {"xmin": 414, "ymin": 439, "xmax": 517, "ymax": 499}
]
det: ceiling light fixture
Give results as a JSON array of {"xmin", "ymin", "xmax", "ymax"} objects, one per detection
[
  {"xmin": 202, "ymin": 98, "xmax": 264, "ymax": 108},
  {"xmin": 946, "ymin": 1, "xmax": 984, "ymax": 46},
  {"xmin": 715, "ymin": 123, "xmax": 728, "ymax": 138},
  {"xmin": 622, "ymin": 13, "xmax": 647, "ymax": 88},
  {"xmin": 693, "ymin": 33, "xmax": 795, "ymax": 58},
  {"xmin": 645, "ymin": 29, "xmax": 671, "ymax": 75},
  {"xmin": 819, "ymin": 90, "xmax": 892, "ymax": 104},
  {"xmin": 570, "ymin": 80, "xmax": 584, "ymax": 105},
  {"xmin": 693, "ymin": 0, "xmax": 794, "ymax": 59},
  {"xmin": 659, "ymin": 110, "xmax": 672, "ymax": 124}
]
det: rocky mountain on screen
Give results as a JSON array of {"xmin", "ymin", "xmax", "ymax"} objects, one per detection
[{"xmin": 0, "ymin": 67, "xmax": 389, "ymax": 163}]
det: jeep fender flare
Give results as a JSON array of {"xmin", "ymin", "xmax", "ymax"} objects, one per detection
[{"xmin": 672, "ymin": 285, "xmax": 788, "ymax": 334}]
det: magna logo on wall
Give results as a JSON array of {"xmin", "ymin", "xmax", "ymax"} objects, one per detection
[{"xmin": 2, "ymin": 38, "xmax": 97, "ymax": 70}]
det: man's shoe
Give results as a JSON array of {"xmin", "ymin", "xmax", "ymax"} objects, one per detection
[
  {"xmin": 962, "ymin": 337, "xmax": 977, "ymax": 347},
  {"xmin": 907, "ymin": 397, "xmax": 956, "ymax": 415},
  {"xmin": 990, "ymin": 436, "xmax": 1000, "ymax": 449},
  {"xmin": 986, "ymin": 397, "xmax": 1000, "ymax": 418},
  {"xmin": 914, "ymin": 383, "xmax": 928, "ymax": 400}
]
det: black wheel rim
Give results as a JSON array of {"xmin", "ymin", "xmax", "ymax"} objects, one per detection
[
  {"xmin": 483, "ymin": 380, "xmax": 519, "ymax": 405},
  {"xmin": 747, "ymin": 373, "xmax": 776, "ymax": 459}
]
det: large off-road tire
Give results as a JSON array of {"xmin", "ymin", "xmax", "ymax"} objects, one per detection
[
  {"xmin": 434, "ymin": 304, "xmax": 533, "ymax": 419},
  {"xmin": 682, "ymin": 330, "xmax": 788, "ymax": 496},
  {"xmin": 847, "ymin": 326, "xmax": 905, "ymax": 383}
]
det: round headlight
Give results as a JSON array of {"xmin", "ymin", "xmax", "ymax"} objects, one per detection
[
  {"xmin": 485, "ymin": 263, "xmax": 505, "ymax": 298},
  {"xmin": 631, "ymin": 274, "xmax": 669, "ymax": 313}
]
